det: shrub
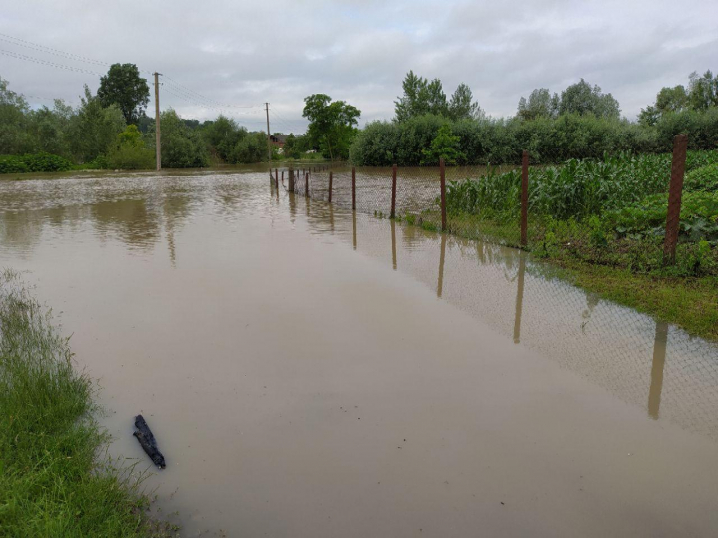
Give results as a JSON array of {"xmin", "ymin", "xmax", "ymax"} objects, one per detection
[
  {"xmin": 685, "ymin": 163, "xmax": 718, "ymax": 192},
  {"xmin": 0, "ymin": 152, "xmax": 73, "ymax": 174}
]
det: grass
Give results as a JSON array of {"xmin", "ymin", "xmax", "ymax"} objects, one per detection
[
  {"xmin": 0, "ymin": 270, "xmax": 176, "ymax": 537},
  {"xmin": 401, "ymin": 209, "xmax": 718, "ymax": 341}
]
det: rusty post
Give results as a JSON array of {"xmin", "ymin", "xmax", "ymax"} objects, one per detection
[
  {"xmin": 328, "ymin": 171, "xmax": 333, "ymax": 203},
  {"xmin": 663, "ymin": 134, "xmax": 688, "ymax": 265},
  {"xmin": 281, "ymin": 170, "xmax": 284, "ymax": 184},
  {"xmin": 439, "ymin": 157, "xmax": 447, "ymax": 232},
  {"xmin": 521, "ymin": 150, "xmax": 529, "ymax": 247},
  {"xmin": 391, "ymin": 164, "xmax": 397, "ymax": 219},
  {"xmin": 275, "ymin": 168, "xmax": 279, "ymax": 189},
  {"xmin": 288, "ymin": 166, "xmax": 295, "ymax": 192},
  {"xmin": 305, "ymin": 172, "xmax": 309, "ymax": 197},
  {"xmin": 351, "ymin": 166, "xmax": 356, "ymax": 211}
]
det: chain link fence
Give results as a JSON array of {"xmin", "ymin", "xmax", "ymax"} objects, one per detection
[{"xmin": 274, "ymin": 135, "xmax": 717, "ymax": 280}]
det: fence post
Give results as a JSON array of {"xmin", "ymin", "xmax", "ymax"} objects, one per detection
[
  {"xmin": 663, "ymin": 134, "xmax": 688, "ymax": 265},
  {"xmin": 390, "ymin": 164, "xmax": 397, "ymax": 219},
  {"xmin": 275, "ymin": 168, "xmax": 279, "ymax": 189},
  {"xmin": 439, "ymin": 157, "xmax": 447, "ymax": 232},
  {"xmin": 288, "ymin": 166, "xmax": 295, "ymax": 192},
  {"xmin": 351, "ymin": 166, "xmax": 356, "ymax": 210},
  {"xmin": 328, "ymin": 171, "xmax": 333, "ymax": 202},
  {"xmin": 521, "ymin": 150, "xmax": 529, "ymax": 247},
  {"xmin": 305, "ymin": 172, "xmax": 309, "ymax": 197}
]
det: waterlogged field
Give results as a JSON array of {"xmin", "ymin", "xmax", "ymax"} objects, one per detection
[{"xmin": 1, "ymin": 170, "xmax": 718, "ymax": 537}]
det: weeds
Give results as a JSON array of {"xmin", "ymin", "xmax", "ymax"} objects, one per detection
[{"xmin": 0, "ymin": 270, "xmax": 175, "ymax": 537}]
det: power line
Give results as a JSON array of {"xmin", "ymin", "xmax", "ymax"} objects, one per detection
[
  {"xmin": 0, "ymin": 49, "xmax": 104, "ymax": 76},
  {"xmin": 0, "ymin": 34, "xmax": 112, "ymax": 67}
]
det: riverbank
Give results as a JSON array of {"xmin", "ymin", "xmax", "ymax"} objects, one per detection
[{"xmin": 0, "ymin": 270, "xmax": 175, "ymax": 537}]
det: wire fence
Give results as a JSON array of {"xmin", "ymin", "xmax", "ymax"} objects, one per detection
[{"xmin": 273, "ymin": 134, "xmax": 716, "ymax": 278}]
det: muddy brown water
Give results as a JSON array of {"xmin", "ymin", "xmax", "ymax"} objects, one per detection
[{"xmin": 1, "ymin": 169, "xmax": 718, "ymax": 537}]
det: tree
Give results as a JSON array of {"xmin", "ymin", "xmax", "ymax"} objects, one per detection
[
  {"xmin": 0, "ymin": 76, "xmax": 32, "ymax": 154},
  {"xmin": 421, "ymin": 124, "xmax": 465, "ymax": 165},
  {"xmin": 559, "ymin": 79, "xmax": 620, "ymax": 119},
  {"xmin": 448, "ymin": 83, "xmax": 482, "ymax": 121},
  {"xmin": 395, "ymin": 71, "xmax": 430, "ymax": 122},
  {"xmin": 70, "ymin": 85, "xmax": 126, "ymax": 161},
  {"xmin": 107, "ymin": 124, "xmax": 155, "ymax": 169},
  {"xmin": 426, "ymin": 78, "xmax": 448, "ymax": 117},
  {"xmin": 688, "ymin": 70, "xmax": 718, "ymax": 111},
  {"xmin": 150, "ymin": 109, "xmax": 209, "ymax": 168},
  {"xmin": 639, "ymin": 85, "xmax": 689, "ymax": 126},
  {"xmin": 97, "ymin": 64, "xmax": 150, "ymax": 125},
  {"xmin": 303, "ymin": 94, "xmax": 360, "ymax": 160},
  {"xmin": 517, "ymin": 88, "xmax": 559, "ymax": 120},
  {"xmin": 201, "ymin": 115, "xmax": 244, "ymax": 161}
]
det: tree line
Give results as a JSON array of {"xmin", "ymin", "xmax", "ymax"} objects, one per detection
[
  {"xmin": 0, "ymin": 64, "xmax": 280, "ymax": 171},
  {"xmin": 349, "ymin": 70, "xmax": 718, "ymax": 166}
]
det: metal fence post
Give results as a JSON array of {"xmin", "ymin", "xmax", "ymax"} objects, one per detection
[
  {"xmin": 663, "ymin": 134, "xmax": 688, "ymax": 265},
  {"xmin": 275, "ymin": 168, "xmax": 279, "ymax": 189},
  {"xmin": 439, "ymin": 157, "xmax": 447, "ymax": 232},
  {"xmin": 390, "ymin": 164, "xmax": 397, "ymax": 219},
  {"xmin": 521, "ymin": 150, "xmax": 529, "ymax": 247},
  {"xmin": 288, "ymin": 166, "xmax": 295, "ymax": 192},
  {"xmin": 328, "ymin": 171, "xmax": 333, "ymax": 202},
  {"xmin": 305, "ymin": 172, "xmax": 309, "ymax": 197},
  {"xmin": 351, "ymin": 166, "xmax": 356, "ymax": 211}
]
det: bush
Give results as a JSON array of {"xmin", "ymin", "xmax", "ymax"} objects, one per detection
[
  {"xmin": 0, "ymin": 152, "xmax": 73, "ymax": 174},
  {"xmin": 106, "ymin": 125, "xmax": 155, "ymax": 170}
]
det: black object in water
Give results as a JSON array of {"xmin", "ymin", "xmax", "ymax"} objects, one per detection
[{"xmin": 133, "ymin": 414, "xmax": 166, "ymax": 469}]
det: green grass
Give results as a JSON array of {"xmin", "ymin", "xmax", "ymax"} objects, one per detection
[{"xmin": 0, "ymin": 270, "xmax": 175, "ymax": 537}]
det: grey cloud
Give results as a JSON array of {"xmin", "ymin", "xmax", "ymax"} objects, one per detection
[{"xmin": 1, "ymin": 0, "xmax": 716, "ymax": 132}]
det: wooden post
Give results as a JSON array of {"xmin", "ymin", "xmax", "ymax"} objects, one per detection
[
  {"xmin": 390, "ymin": 164, "xmax": 397, "ymax": 219},
  {"xmin": 153, "ymin": 72, "xmax": 161, "ymax": 171},
  {"xmin": 351, "ymin": 166, "xmax": 356, "ymax": 210},
  {"xmin": 288, "ymin": 166, "xmax": 295, "ymax": 192},
  {"xmin": 439, "ymin": 157, "xmax": 447, "ymax": 232},
  {"xmin": 663, "ymin": 134, "xmax": 688, "ymax": 265},
  {"xmin": 275, "ymin": 168, "xmax": 279, "ymax": 189},
  {"xmin": 520, "ymin": 150, "xmax": 529, "ymax": 247},
  {"xmin": 305, "ymin": 172, "xmax": 309, "ymax": 197},
  {"xmin": 328, "ymin": 171, "xmax": 333, "ymax": 202}
]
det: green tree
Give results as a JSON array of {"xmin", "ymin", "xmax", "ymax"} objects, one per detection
[
  {"xmin": 688, "ymin": 70, "xmax": 718, "ymax": 111},
  {"xmin": 395, "ymin": 71, "xmax": 430, "ymax": 122},
  {"xmin": 70, "ymin": 86, "xmax": 126, "ymax": 162},
  {"xmin": 97, "ymin": 64, "xmax": 150, "ymax": 125},
  {"xmin": 448, "ymin": 83, "xmax": 482, "ymax": 121},
  {"xmin": 421, "ymin": 124, "xmax": 465, "ymax": 165},
  {"xmin": 202, "ymin": 115, "xmax": 244, "ymax": 161},
  {"xmin": 559, "ymin": 79, "xmax": 620, "ymax": 119},
  {"xmin": 639, "ymin": 85, "xmax": 689, "ymax": 125},
  {"xmin": 517, "ymin": 88, "xmax": 559, "ymax": 120},
  {"xmin": 0, "ymin": 76, "xmax": 33, "ymax": 154},
  {"xmin": 283, "ymin": 133, "xmax": 301, "ymax": 159},
  {"xmin": 303, "ymin": 94, "xmax": 360, "ymax": 160},
  {"xmin": 150, "ymin": 109, "xmax": 209, "ymax": 168}
]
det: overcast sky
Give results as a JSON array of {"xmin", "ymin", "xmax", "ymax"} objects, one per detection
[{"xmin": 2, "ymin": 0, "xmax": 716, "ymax": 133}]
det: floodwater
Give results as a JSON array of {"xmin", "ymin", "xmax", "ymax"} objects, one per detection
[{"xmin": 1, "ymin": 169, "xmax": 718, "ymax": 537}]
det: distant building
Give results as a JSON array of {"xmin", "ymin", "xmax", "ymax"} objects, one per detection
[{"xmin": 270, "ymin": 134, "xmax": 287, "ymax": 148}]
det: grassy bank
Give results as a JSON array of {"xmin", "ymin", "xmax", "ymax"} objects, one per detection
[{"xmin": 0, "ymin": 270, "xmax": 174, "ymax": 537}]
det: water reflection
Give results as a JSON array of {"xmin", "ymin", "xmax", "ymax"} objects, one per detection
[
  {"xmin": 298, "ymin": 192, "xmax": 718, "ymax": 440},
  {"xmin": 648, "ymin": 322, "xmax": 669, "ymax": 420},
  {"xmin": 513, "ymin": 252, "xmax": 526, "ymax": 344}
]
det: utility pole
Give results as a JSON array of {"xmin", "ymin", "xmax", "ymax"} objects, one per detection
[
  {"xmin": 265, "ymin": 103, "xmax": 272, "ymax": 165},
  {"xmin": 154, "ymin": 72, "xmax": 162, "ymax": 171}
]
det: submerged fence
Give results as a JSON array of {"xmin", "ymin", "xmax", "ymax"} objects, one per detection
[{"xmin": 272, "ymin": 134, "xmax": 714, "ymax": 275}]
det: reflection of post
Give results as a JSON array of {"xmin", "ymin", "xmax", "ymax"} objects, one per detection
[
  {"xmin": 391, "ymin": 218, "xmax": 397, "ymax": 270},
  {"xmin": 513, "ymin": 252, "xmax": 526, "ymax": 344},
  {"xmin": 329, "ymin": 200, "xmax": 335, "ymax": 233},
  {"xmin": 288, "ymin": 191, "xmax": 297, "ymax": 223},
  {"xmin": 648, "ymin": 321, "xmax": 669, "ymax": 420},
  {"xmin": 352, "ymin": 210, "xmax": 357, "ymax": 250},
  {"xmin": 437, "ymin": 232, "xmax": 446, "ymax": 298}
]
